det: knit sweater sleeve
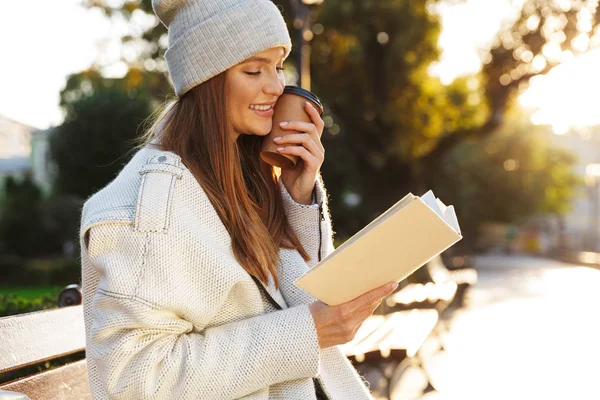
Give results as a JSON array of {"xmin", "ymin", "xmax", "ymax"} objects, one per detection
[
  {"xmin": 83, "ymin": 224, "xmax": 321, "ymax": 399},
  {"xmin": 279, "ymin": 173, "xmax": 336, "ymax": 269}
]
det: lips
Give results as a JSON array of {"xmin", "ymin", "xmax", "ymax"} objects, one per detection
[{"xmin": 250, "ymin": 106, "xmax": 274, "ymax": 118}]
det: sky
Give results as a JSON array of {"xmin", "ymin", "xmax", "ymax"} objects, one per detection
[
  {"xmin": 1, "ymin": 0, "xmax": 599, "ymax": 132},
  {"xmin": 0, "ymin": 0, "xmax": 111, "ymax": 130}
]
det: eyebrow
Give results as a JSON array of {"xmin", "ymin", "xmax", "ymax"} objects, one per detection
[
  {"xmin": 240, "ymin": 52, "xmax": 285, "ymax": 65},
  {"xmin": 240, "ymin": 57, "xmax": 273, "ymax": 64}
]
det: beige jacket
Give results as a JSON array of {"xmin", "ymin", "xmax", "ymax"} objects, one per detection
[{"xmin": 79, "ymin": 145, "xmax": 374, "ymax": 399}]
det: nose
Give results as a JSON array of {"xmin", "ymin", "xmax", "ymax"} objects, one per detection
[{"xmin": 264, "ymin": 74, "xmax": 284, "ymax": 98}]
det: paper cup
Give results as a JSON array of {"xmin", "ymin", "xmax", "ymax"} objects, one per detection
[{"xmin": 260, "ymin": 86, "xmax": 324, "ymax": 170}]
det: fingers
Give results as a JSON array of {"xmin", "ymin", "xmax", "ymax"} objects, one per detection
[
  {"xmin": 277, "ymin": 123, "xmax": 324, "ymax": 155},
  {"xmin": 276, "ymin": 146, "xmax": 321, "ymax": 170},
  {"xmin": 311, "ymin": 282, "xmax": 396, "ymax": 349},
  {"xmin": 342, "ymin": 282, "xmax": 397, "ymax": 316},
  {"xmin": 275, "ymin": 133, "xmax": 324, "ymax": 165},
  {"xmin": 303, "ymin": 101, "xmax": 325, "ymax": 132},
  {"xmin": 278, "ymin": 101, "xmax": 324, "ymax": 150}
]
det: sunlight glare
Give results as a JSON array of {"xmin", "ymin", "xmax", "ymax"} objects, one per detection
[{"xmin": 519, "ymin": 49, "xmax": 600, "ymax": 132}]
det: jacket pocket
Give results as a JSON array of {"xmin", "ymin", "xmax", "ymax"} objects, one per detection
[{"xmin": 134, "ymin": 154, "xmax": 184, "ymax": 233}]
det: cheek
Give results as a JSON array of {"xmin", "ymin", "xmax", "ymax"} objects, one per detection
[{"xmin": 234, "ymin": 87, "xmax": 255, "ymax": 114}]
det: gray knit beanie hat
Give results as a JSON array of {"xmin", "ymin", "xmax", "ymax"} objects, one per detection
[{"xmin": 152, "ymin": 0, "xmax": 293, "ymax": 97}]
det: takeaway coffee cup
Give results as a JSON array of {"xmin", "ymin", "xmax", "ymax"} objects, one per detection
[{"xmin": 260, "ymin": 86, "xmax": 324, "ymax": 170}]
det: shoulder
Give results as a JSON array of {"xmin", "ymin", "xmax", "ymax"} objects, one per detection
[{"xmin": 80, "ymin": 146, "xmax": 189, "ymax": 238}]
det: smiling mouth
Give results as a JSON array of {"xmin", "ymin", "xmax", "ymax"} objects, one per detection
[
  {"xmin": 249, "ymin": 105, "xmax": 274, "ymax": 111},
  {"xmin": 249, "ymin": 105, "xmax": 275, "ymax": 118}
]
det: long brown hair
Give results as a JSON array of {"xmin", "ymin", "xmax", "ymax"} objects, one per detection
[{"xmin": 137, "ymin": 72, "xmax": 311, "ymax": 289}]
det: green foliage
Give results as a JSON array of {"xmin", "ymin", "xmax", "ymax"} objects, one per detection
[
  {"xmin": 0, "ymin": 176, "xmax": 82, "ymax": 257},
  {"xmin": 312, "ymin": 0, "xmax": 469, "ymax": 160},
  {"xmin": 50, "ymin": 76, "xmax": 153, "ymax": 199},
  {"xmin": 0, "ymin": 286, "xmax": 61, "ymax": 299},
  {"xmin": 23, "ymin": 258, "xmax": 81, "ymax": 287},
  {"xmin": 298, "ymin": 0, "xmax": 484, "ymax": 237},
  {"xmin": 60, "ymin": 68, "xmax": 172, "ymax": 110},
  {"xmin": 0, "ymin": 256, "xmax": 80, "ymax": 287},
  {"xmin": 40, "ymin": 194, "xmax": 83, "ymax": 257},
  {"xmin": 0, "ymin": 255, "xmax": 23, "ymax": 284},
  {"xmin": 0, "ymin": 176, "xmax": 45, "ymax": 257},
  {"xmin": 432, "ymin": 117, "xmax": 581, "ymax": 236},
  {"xmin": 0, "ymin": 293, "xmax": 57, "ymax": 318}
]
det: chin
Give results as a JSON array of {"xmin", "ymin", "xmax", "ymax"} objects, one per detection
[{"xmin": 250, "ymin": 124, "xmax": 273, "ymax": 136}]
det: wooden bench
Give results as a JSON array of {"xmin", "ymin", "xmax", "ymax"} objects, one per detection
[
  {"xmin": 0, "ymin": 281, "xmax": 448, "ymax": 400},
  {"xmin": 384, "ymin": 256, "xmax": 477, "ymax": 353},
  {"xmin": 0, "ymin": 285, "xmax": 88, "ymax": 400},
  {"xmin": 428, "ymin": 255, "xmax": 478, "ymax": 309},
  {"xmin": 0, "ymin": 305, "xmax": 90, "ymax": 400},
  {"xmin": 342, "ymin": 255, "xmax": 477, "ymax": 398},
  {"xmin": 386, "ymin": 281, "xmax": 457, "ymax": 311},
  {"xmin": 387, "ymin": 255, "xmax": 477, "ymax": 313},
  {"xmin": 340, "ymin": 309, "xmax": 439, "ymax": 399},
  {"xmin": 0, "ymin": 288, "xmax": 437, "ymax": 400}
]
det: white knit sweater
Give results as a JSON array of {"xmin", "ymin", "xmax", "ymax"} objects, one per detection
[{"xmin": 79, "ymin": 145, "xmax": 374, "ymax": 399}]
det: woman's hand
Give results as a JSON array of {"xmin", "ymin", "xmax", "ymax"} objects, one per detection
[
  {"xmin": 308, "ymin": 281, "xmax": 399, "ymax": 349},
  {"xmin": 275, "ymin": 101, "xmax": 325, "ymax": 205}
]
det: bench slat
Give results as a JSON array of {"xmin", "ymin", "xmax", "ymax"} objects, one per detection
[
  {"xmin": 0, "ymin": 306, "xmax": 85, "ymax": 373},
  {"xmin": 378, "ymin": 310, "xmax": 438, "ymax": 357},
  {"xmin": 390, "ymin": 282, "xmax": 457, "ymax": 306},
  {"xmin": 340, "ymin": 315, "xmax": 386, "ymax": 352},
  {"xmin": 0, "ymin": 360, "xmax": 91, "ymax": 400},
  {"xmin": 341, "ymin": 310, "xmax": 438, "ymax": 361}
]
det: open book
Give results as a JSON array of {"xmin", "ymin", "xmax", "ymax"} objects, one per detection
[{"xmin": 293, "ymin": 190, "xmax": 462, "ymax": 306}]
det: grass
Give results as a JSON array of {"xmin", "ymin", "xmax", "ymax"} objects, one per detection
[{"xmin": 0, "ymin": 286, "xmax": 62, "ymax": 299}]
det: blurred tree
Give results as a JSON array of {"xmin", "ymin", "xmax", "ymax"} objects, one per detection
[
  {"xmin": 309, "ymin": 1, "xmax": 484, "ymax": 235},
  {"xmin": 422, "ymin": 0, "xmax": 600, "ymax": 172},
  {"xmin": 81, "ymin": 0, "xmax": 599, "ymax": 241},
  {"xmin": 432, "ymin": 108, "xmax": 581, "ymax": 241},
  {"xmin": 308, "ymin": 0, "xmax": 598, "ymax": 237},
  {"xmin": 50, "ymin": 77, "xmax": 153, "ymax": 199},
  {"xmin": 0, "ymin": 176, "xmax": 44, "ymax": 257},
  {"xmin": 60, "ymin": 68, "xmax": 171, "ymax": 111},
  {"xmin": 40, "ymin": 195, "xmax": 85, "ymax": 257}
]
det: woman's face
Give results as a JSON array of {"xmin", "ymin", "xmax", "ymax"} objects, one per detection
[{"xmin": 225, "ymin": 47, "xmax": 286, "ymax": 140}]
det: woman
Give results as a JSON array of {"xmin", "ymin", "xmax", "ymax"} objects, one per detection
[{"xmin": 79, "ymin": 0, "xmax": 397, "ymax": 398}]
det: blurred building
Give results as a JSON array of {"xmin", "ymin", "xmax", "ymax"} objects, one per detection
[
  {"xmin": 0, "ymin": 115, "xmax": 55, "ymax": 197},
  {"xmin": 547, "ymin": 126, "xmax": 600, "ymax": 251}
]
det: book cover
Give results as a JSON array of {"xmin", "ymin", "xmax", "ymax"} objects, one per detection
[{"xmin": 293, "ymin": 191, "xmax": 462, "ymax": 306}]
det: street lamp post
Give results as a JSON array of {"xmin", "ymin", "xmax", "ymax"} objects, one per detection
[{"xmin": 291, "ymin": 0, "xmax": 324, "ymax": 91}]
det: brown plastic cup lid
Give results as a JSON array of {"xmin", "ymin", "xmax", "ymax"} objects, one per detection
[{"xmin": 283, "ymin": 86, "xmax": 324, "ymax": 115}]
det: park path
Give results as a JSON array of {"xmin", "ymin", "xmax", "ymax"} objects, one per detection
[{"xmin": 406, "ymin": 254, "xmax": 600, "ymax": 400}]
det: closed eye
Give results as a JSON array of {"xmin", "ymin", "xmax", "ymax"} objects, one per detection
[{"xmin": 245, "ymin": 67, "xmax": 285, "ymax": 76}]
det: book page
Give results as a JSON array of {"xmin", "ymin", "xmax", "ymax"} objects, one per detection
[
  {"xmin": 436, "ymin": 198, "xmax": 448, "ymax": 215},
  {"xmin": 443, "ymin": 205, "xmax": 461, "ymax": 235},
  {"xmin": 419, "ymin": 190, "xmax": 443, "ymax": 217},
  {"xmin": 421, "ymin": 191, "xmax": 461, "ymax": 235}
]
